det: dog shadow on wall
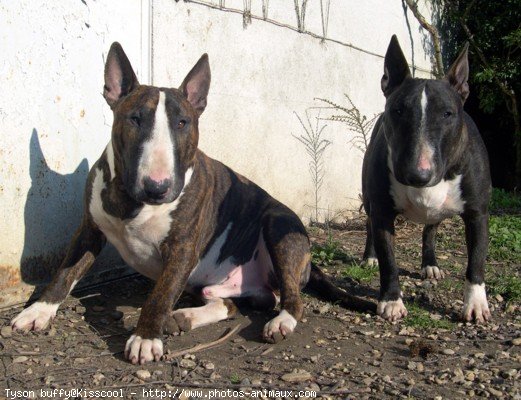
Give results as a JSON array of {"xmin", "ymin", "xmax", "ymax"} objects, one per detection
[{"xmin": 21, "ymin": 129, "xmax": 90, "ymax": 288}]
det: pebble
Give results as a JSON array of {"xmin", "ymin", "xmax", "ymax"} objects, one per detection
[
  {"xmin": 135, "ymin": 370, "xmax": 151, "ymax": 380},
  {"xmin": 93, "ymin": 373, "xmax": 105, "ymax": 381},
  {"xmin": 74, "ymin": 305, "xmax": 86, "ymax": 314},
  {"xmin": 281, "ymin": 370, "xmax": 312, "ymax": 383},
  {"xmin": 442, "ymin": 349, "xmax": 455, "ymax": 355},
  {"xmin": 179, "ymin": 359, "xmax": 196, "ymax": 369},
  {"xmin": 13, "ymin": 356, "xmax": 28, "ymax": 363},
  {"xmin": 203, "ymin": 362, "xmax": 215, "ymax": 370},
  {"xmin": 511, "ymin": 337, "xmax": 521, "ymax": 346},
  {"xmin": 488, "ymin": 387, "xmax": 503, "ymax": 397},
  {"xmin": 465, "ymin": 372, "xmax": 475, "ymax": 382},
  {"xmin": 251, "ymin": 379, "xmax": 262, "ymax": 386},
  {"xmin": 1, "ymin": 326, "xmax": 12, "ymax": 338}
]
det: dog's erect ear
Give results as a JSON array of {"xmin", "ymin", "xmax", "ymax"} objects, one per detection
[
  {"xmin": 103, "ymin": 42, "xmax": 139, "ymax": 108},
  {"xmin": 444, "ymin": 42, "xmax": 470, "ymax": 103},
  {"xmin": 180, "ymin": 54, "xmax": 211, "ymax": 116},
  {"xmin": 381, "ymin": 35, "xmax": 411, "ymax": 97}
]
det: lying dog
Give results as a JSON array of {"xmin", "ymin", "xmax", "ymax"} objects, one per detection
[
  {"xmin": 362, "ymin": 35, "xmax": 492, "ymax": 323},
  {"xmin": 11, "ymin": 42, "xmax": 372, "ymax": 364}
]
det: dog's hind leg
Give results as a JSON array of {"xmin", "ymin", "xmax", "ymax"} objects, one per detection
[
  {"xmin": 11, "ymin": 220, "xmax": 104, "ymax": 331},
  {"xmin": 261, "ymin": 209, "xmax": 310, "ymax": 343},
  {"xmin": 421, "ymin": 223, "xmax": 445, "ymax": 280},
  {"xmin": 172, "ymin": 298, "xmax": 237, "ymax": 332},
  {"xmin": 362, "ymin": 217, "xmax": 378, "ymax": 266}
]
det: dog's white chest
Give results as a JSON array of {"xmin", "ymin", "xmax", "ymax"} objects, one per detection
[
  {"xmin": 390, "ymin": 174, "xmax": 465, "ymax": 224},
  {"xmin": 89, "ymin": 168, "xmax": 176, "ymax": 280}
]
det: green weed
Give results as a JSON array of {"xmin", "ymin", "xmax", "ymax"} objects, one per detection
[
  {"xmin": 488, "ymin": 215, "xmax": 521, "ymax": 262},
  {"xmin": 404, "ymin": 302, "xmax": 454, "ymax": 330},
  {"xmin": 343, "ymin": 262, "xmax": 378, "ymax": 283},
  {"xmin": 487, "ymin": 272, "xmax": 521, "ymax": 303},
  {"xmin": 490, "ymin": 188, "xmax": 521, "ymax": 213},
  {"xmin": 311, "ymin": 235, "xmax": 351, "ymax": 266}
]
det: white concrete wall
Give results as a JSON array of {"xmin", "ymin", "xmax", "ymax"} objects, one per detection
[
  {"xmin": 0, "ymin": 0, "xmax": 434, "ymax": 304},
  {"xmin": 152, "ymin": 0, "xmax": 433, "ymax": 222},
  {"xmin": 0, "ymin": 0, "xmax": 150, "ymax": 304}
]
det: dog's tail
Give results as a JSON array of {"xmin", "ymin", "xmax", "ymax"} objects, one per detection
[{"xmin": 305, "ymin": 263, "xmax": 377, "ymax": 313}]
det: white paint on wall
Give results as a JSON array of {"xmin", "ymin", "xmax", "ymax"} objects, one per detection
[{"xmin": 0, "ymin": 0, "xmax": 433, "ymax": 303}]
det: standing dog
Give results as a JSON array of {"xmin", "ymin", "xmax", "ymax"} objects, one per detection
[
  {"xmin": 362, "ymin": 36, "xmax": 491, "ymax": 323},
  {"xmin": 11, "ymin": 42, "xmax": 371, "ymax": 364}
]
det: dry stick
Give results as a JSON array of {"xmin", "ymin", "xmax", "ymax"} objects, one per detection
[
  {"xmin": 404, "ymin": 0, "xmax": 444, "ymax": 78},
  {"xmin": 163, "ymin": 324, "xmax": 241, "ymax": 361}
]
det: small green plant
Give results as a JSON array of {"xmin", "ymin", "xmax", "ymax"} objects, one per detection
[
  {"xmin": 230, "ymin": 372, "xmax": 241, "ymax": 384},
  {"xmin": 488, "ymin": 215, "xmax": 521, "ymax": 261},
  {"xmin": 311, "ymin": 234, "xmax": 350, "ymax": 266},
  {"xmin": 487, "ymin": 272, "xmax": 521, "ymax": 303},
  {"xmin": 404, "ymin": 302, "xmax": 454, "ymax": 330},
  {"xmin": 343, "ymin": 262, "xmax": 378, "ymax": 283},
  {"xmin": 490, "ymin": 188, "xmax": 521, "ymax": 213}
]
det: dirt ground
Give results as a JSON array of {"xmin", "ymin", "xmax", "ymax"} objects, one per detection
[{"xmin": 0, "ymin": 216, "xmax": 519, "ymax": 400}]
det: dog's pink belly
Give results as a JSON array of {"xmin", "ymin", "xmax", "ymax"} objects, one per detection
[{"xmin": 187, "ymin": 225, "xmax": 275, "ymax": 299}]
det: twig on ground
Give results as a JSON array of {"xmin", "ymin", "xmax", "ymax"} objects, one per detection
[{"xmin": 162, "ymin": 324, "xmax": 241, "ymax": 361}]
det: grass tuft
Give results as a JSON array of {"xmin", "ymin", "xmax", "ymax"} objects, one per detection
[
  {"xmin": 343, "ymin": 262, "xmax": 378, "ymax": 283},
  {"xmin": 404, "ymin": 302, "xmax": 454, "ymax": 330},
  {"xmin": 488, "ymin": 215, "xmax": 521, "ymax": 262}
]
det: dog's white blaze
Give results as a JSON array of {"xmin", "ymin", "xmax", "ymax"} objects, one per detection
[
  {"xmin": 420, "ymin": 87, "xmax": 428, "ymax": 125},
  {"xmin": 137, "ymin": 91, "xmax": 175, "ymax": 182},
  {"xmin": 106, "ymin": 141, "xmax": 116, "ymax": 181},
  {"xmin": 90, "ymin": 166, "xmax": 193, "ymax": 280}
]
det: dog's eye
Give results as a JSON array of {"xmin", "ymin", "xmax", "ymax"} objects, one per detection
[
  {"xmin": 394, "ymin": 108, "xmax": 403, "ymax": 116},
  {"xmin": 129, "ymin": 115, "xmax": 141, "ymax": 127},
  {"xmin": 177, "ymin": 120, "xmax": 187, "ymax": 129},
  {"xmin": 443, "ymin": 111, "xmax": 453, "ymax": 118}
]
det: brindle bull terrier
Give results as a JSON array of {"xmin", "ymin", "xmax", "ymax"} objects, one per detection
[
  {"xmin": 362, "ymin": 35, "xmax": 492, "ymax": 323},
  {"xmin": 11, "ymin": 42, "xmax": 374, "ymax": 364}
]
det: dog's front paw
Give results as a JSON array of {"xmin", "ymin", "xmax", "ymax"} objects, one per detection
[
  {"xmin": 377, "ymin": 298, "xmax": 408, "ymax": 322},
  {"xmin": 421, "ymin": 265, "xmax": 445, "ymax": 280},
  {"xmin": 11, "ymin": 302, "xmax": 59, "ymax": 332},
  {"xmin": 124, "ymin": 334, "xmax": 163, "ymax": 365},
  {"xmin": 462, "ymin": 281, "xmax": 490, "ymax": 323},
  {"xmin": 263, "ymin": 310, "xmax": 297, "ymax": 344}
]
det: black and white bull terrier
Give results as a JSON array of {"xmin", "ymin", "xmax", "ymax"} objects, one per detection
[
  {"xmin": 362, "ymin": 36, "xmax": 492, "ymax": 323},
  {"xmin": 11, "ymin": 43, "xmax": 373, "ymax": 364}
]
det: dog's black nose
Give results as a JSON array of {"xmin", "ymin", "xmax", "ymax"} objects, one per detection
[
  {"xmin": 404, "ymin": 169, "xmax": 433, "ymax": 187},
  {"xmin": 143, "ymin": 177, "xmax": 171, "ymax": 200}
]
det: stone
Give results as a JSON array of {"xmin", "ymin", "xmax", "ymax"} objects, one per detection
[
  {"xmin": 135, "ymin": 370, "xmax": 151, "ymax": 380},
  {"xmin": 511, "ymin": 337, "xmax": 521, "ymax": 346},
  {"xmin": 203, "ymin": 362, "xmax": 215, "ymax": 370},
  {"xmin": 13, "ymin": 356, "xmax": 28, "ymax": 363},
  {"xmin": 442, "ymin": 349, "xmax": 455, "ymax": 355},
  {"xmin": 179, "ymin": 359, "xmax": 196, "ymax": 369},
  {"xmin": 75, "ymin": 305, "xmax": 86, "ymax": 314},
  {"xmin": 281, "ymin": 370, "xmax": 312, "ymax": 383},
  {"xmin": 1, "ymin": 326, "xmax": 12, "ymax": 338}
]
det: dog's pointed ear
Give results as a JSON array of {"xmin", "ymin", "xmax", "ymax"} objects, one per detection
[
  {"xmin": 444, "ymin": 42, "xmax": 470, "ymax": 103},
  {"xmin": 381, "ymin": 35, "xmax": 411, "ymax": 97},
  {"xmin": 103, "ymin": 42, "xmax": 139, "ymax": 108},
  {"xmin": 180, "ymin": 54, "xmax": 211, "ymax": 116}
]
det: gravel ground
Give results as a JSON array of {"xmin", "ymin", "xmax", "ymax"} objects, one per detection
[{"xmin": 0, "ymin": 216, "xmax": 519, "ymax": 399}]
